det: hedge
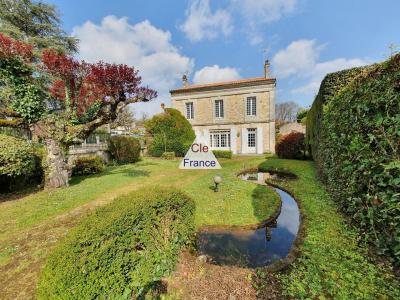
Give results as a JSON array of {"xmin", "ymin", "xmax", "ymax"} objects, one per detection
[
  {"xmin": 37, "ymin": 187, "xmax": 195, "ymax": 299},
  {"xmin": 212, "ymin": 150, "xmax": 232, "ymax": 159},
  {"xmin": 0, "ymin": 134, "xmax": 38, "ymax": 192},
  {"xmin": 72, "ymin": 155, "xmax": 105, "ymax": 176},
  {"xmin": 161, "ymin": 151, "xmax": 175, "ymax": 160},
  {"xmin": 108, "ymin": 135, "xmax": 141, "ymax": 164},
  {"xmin": 306, "ymin": 54, "xmax": 400, "ymax": 265}
]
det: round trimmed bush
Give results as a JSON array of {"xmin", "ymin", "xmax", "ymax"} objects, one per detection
[
  {"xmin": 72, "ymin": 155, "xmax": 105, "ymax": 176},
  {"xmin": 145, "ymin": 108, "xmax": 195, "ymax": 157},
  {"xmin": 37, "ymin": 187, "xmax": 195, "ymax": 299},
  {"xmin": 275, "ymin": 132, "xmax": 305, "ymax": 159},
  {"xmin": 0, "ymin": 134, "xmax": 36, "ymax": 191},
  {"xmin": 108, "ymin": 135, "xmax": 141, "ymax": 164}
]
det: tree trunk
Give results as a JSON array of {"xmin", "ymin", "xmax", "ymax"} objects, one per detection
[{"xmin": 44, "ymin": 138, "xmax": 70, "ymax": 189}]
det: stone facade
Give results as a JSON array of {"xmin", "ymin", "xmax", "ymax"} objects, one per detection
[{"xmin": 170, "ymin": 62, "xmax": 276, "ymax": 154}]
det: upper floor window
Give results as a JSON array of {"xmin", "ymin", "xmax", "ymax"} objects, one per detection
[
  {"xmin": 215, "ymin": 99, "xmax": 224, "ymax": 118},
  {"xmin": 186, "ymin": 102, "xmax": 194, "ymax": 119},
  {"xmin": 246, "ymin": 97, "xmax": 256, "ymax": 116}
]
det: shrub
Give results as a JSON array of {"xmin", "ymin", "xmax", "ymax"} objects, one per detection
[
  {"xmin": 0, "ymin": 134, "xmax": 37, "ymax": 192},
  {"xmin": 212, "ymin": 150, "xmax": 232, "ymax": 159},
  {"xmin": 108, "ymin": 135, "xmax": 141, "ymax": 164},
  {"xmin": 72, "ymin": 155, "xmax": 105, "ymax": 176},
  {"xmin": 307, "ymin": 53, "xmax": 400, "ymax": 265},
  {"xmin": 161, "ymin": 151, "xmax": 175, "ymax": 160},
  {"xmin": 275, "ymin": 132, "xmax": 305, "ymax": 159},
  {"xmin": 145, "ymin": 108, "xmax": 195, "ymax": 157},
  {"xmin": 37, "ymin": 187, "xmax": 195, "ymax": 299}
]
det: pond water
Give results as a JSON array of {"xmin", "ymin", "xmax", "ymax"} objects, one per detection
[{"xmin": 197, "ymin": 173, "xmax": 300, "ymax": 268}]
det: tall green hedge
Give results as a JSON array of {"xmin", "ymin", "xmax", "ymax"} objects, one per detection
[
  {"xmin": 38, "ymin": 187, "xmax": 195, "ymax": 299},
  {"xmin": 306, "ymin": 54, "xmax": 400, "ymax": 265},
  {"xmin": 145, "ymin": 108, "xmax": 195, "ymax": 157}
]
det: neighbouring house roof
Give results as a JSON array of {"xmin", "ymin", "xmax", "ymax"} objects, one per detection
[{"xmin": 170, "ymin": 77, "xmax": 276, "ymax": 95}]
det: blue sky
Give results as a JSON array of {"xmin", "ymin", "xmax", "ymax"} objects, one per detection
[{"xmin": 47, "ymin": 0, "xmax": 400, "ymax": 115}]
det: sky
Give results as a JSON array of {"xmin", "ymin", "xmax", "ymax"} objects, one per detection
[{"xmin": 46, "ymin": 0, "xmax": 400, "ymax": 116}]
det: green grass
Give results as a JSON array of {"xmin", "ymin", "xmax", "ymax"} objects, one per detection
[
  {"xmin": 0, "ymin": 156, "xmax": 278, "ymax": 287},
  {"xmin": 0, "ymin": 156, "xmax": 278, "ymax": 240},
  {"xmin": 258, "ymin": 158, "xmax": 400, "ymax": 299}
]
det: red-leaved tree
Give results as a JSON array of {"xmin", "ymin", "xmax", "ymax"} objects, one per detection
[{"xmin": 0, "ymin": 33, "xmax": 156, "ymax": 188}]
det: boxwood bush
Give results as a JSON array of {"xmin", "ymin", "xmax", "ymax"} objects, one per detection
[
  {"xmin": 161, "ymin": 151, "xmax": 175, "ymax": 160},
  {"xmin": 306, "ymin": 54, "xmax": 400, "ymax": 265},
  {"xmin": 108, "ymin": 135, "xmax": 141, "ymax": 164},
  {"xmin": 72, "ymin": 155, "xmax": 105, "ymax": 176},
  {"xmin": 212, "ymin": 150, "xmax": 233, "ymax": 159},
  {"xmin": 37, "ymin": 187, "xmax": 195, "ymax": 299}
]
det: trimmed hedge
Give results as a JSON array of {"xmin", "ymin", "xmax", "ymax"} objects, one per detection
[
  {"xmin": 161, "ymin": 151, "xmax": 175, "ymax": 160},
  {"xmin": 37, "ymin": 187, "xmax": 195, "ymax": 299},
  {"xmin": 145, "ymin": 108, "xmax": 195, "ymax": 157},
  {"xmin": 108, "ymin": 135, "xmax": 141, "ymax": 164},
  {"xmin": 306, "ymin": 54, "xmax": 400, "ymax": 265},
  {"xmin": 212, "ymin": 150, "xmax": 232, "ymax": 159},
  {"xmin": 72, "ymin": 155, "xmax": 105, "ymax": 176},
  {"xmin": 275, "ymin": 132, "xmax": 305, "ymax": 159}
]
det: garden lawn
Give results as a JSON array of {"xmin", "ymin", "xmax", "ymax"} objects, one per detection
[
  {"xmin": 257, "ymin": 158, "xmax": 400, "ymax": 299},
  {"xmin": 0, "ymin": 156, "xmax": 278, "ymax": 299}
]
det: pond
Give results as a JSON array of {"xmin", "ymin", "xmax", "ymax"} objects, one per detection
[{"xmin": 197, "ymin": 172, "xmax": 300, "ymax": 268}]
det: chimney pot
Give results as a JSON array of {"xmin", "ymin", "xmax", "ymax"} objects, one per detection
[
  {"xmin": 264, "ymin": 60, "xmax": 270, "ymax": 78},
  {"xmin": 182, "ymin": 74, "xmax": 189, "ymax": 87}
]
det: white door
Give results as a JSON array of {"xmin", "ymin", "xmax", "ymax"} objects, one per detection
[{"xmin": 247, "ymin": 128, "xmax": 257, "ymax": 154}]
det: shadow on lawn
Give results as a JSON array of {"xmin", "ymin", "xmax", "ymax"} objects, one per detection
[{"xmin": 70, "ymin": 167, "xmax": 150, "ymax": 186}]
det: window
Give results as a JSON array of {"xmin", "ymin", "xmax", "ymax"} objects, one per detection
[
  {"xmin": 210, "ymin": 130, "xmax": 231, "ymax": 148},
  {"xmin": 247, "ymin": 128, "xmax": 256, "ymax": 148},
  {"xmin": 215, "ymin": 100, "xmax": 224, "ymax": 118},
  {"xmin": 185, "ymin": 102, "xmax": 194, "ymax": 119},
  {"xmin": 246, "ymin": 97, "xmax": 256, "ymax": 116}
]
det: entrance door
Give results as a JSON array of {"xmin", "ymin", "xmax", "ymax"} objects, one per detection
[{"xmin": 247, "ymin": 128, "xmax": 257, "ymax": 153}]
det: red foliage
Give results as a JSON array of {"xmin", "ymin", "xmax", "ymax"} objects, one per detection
[
  {"xmin": 0, "ymin": 33, "xmax": 33, "ymax": 61},
  {"xmin": 275, "ymin": 131, "xmax": 305, "ymax": 159},
  {"xmin": 41, "ymin": 50, "xmax": 157, "ymax": 115}
]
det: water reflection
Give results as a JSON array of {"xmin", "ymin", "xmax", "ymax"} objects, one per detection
[{"xmin": 197, "ymin": 173, "xmax": 300, "ymax": 268}]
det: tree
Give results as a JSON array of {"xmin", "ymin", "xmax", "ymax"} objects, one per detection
[
  {"xmin": 275, "ymin": 101, "xmax": 301, "ymax": 122},
  {"xmin": 296, "ymin": 108, "xmax": 309, "ymax": 124},
  {"xmin": 145, "ymin": 108, "xmax": 195, "ymax": 157},
  {"xmin": 111, "ymin": 106, "xmax": 135, "ymax": 132},
  {"xmin": 0, "ymin": 33, "xmax": 156, "ymax": 188},
  {"xmin": 0, "ymin": 0, "xmax": 78, "ymax": 54}
]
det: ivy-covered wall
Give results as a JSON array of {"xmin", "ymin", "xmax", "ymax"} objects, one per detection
[{"xmin": 306, "ymin": 54, "xmax": 400, "ymax": 265}]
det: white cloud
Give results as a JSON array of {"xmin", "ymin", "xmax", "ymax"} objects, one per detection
[
  {"xmin": 235, "ymin": 0, "xmax": 297, "ymax": 24},
  {"xmin": 272, "ymin": 39, "xmax": 368, "ymax": 96},
  {"xmin": 72, "ymin": 16, "xmax": 194, "ymax": 114},
  {"xmin": 272, "ymin": 39, "xmax": 322, "ymax": 78},
  {"xmin": 291, "ymin": 58, "xmax": 368, "ymax": 94},
  {"xmin": 193, "ymin": 65, "xmax": 240, "ymax": 84},
  {"xmin": 180, "ymin": 0, "xmax": 233, "ymax": 42}
]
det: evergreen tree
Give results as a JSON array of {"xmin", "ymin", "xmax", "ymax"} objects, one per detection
[{"xmin": 0, "ymin": 0, "xmax": 78, "ymax": 53}]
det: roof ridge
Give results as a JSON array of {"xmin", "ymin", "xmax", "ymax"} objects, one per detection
[{"xmin": 170, "ymin": 76, "xmax": 275, "ymax": 93}]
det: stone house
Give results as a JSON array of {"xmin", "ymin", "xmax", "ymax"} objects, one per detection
[{"xmin": 170, "ymin": 61, "xmax": 276, "ymax": 154}]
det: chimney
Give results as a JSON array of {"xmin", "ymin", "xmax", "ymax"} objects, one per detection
[
  {"xmin": 182, "ymin": 74, "xmax": 189, "ymax": 87},
  {"xmin": 264, "ymin": 60, "xmax": 270, "ymax": 78}
]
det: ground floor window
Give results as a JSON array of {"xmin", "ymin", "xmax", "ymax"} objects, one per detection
[{"xmin": 210, "ymin": 130, "xmax": 231, "ymax": 148}]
